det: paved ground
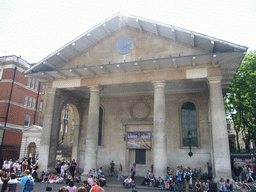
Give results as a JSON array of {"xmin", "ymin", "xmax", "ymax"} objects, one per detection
[
  {"xmin": 33, "ymin": 182, "xmax": 164, "ymax": 191},
  {"xmin": 32, "ymin": 176, "xmax": 166, "ymax": 192}
]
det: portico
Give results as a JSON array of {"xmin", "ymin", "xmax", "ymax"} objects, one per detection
[{"xmin": 24, "ymin": 13, "xmax": 247, "ymax": 180}]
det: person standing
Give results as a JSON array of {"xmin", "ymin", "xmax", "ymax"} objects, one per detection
[
  {"xmin": 117, "ymin": 164, "xmax": 124, "ymax": 181},
  {"xmin": 19, "ymin": 170, "xmax": 33, "ymax": 192},
  {"xmin": 176, "ymin": 167, "xmax": 184, "ymax": 192},
  {"xmin": 70, "ymin": 160, "xmax": 77, "ymax": 179},
  {"xmin": 207, "ymin": 162, "xmax": 212, "ymax": 180},
  {"xmin": 233, "ymin": 165, "xmax": 242, "ymax": 181},
  {"xmin": 89, "ymin": 180, "xmax": 105, "ymax": 192},
  {"xmin": 130, "ymin": 163, "xmax": 136, "ymax": 180},
  {"xmin": 110, "ymin": 161, "xmax": 115, "ymax": 176}
]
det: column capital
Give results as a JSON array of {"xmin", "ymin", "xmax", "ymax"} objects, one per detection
[
  {"xmin": 207, "ymin": 76, "xmax": 222, "ymax": 84},
  {"xmin": 88, "ymin": 85, "xmax": 101, "ymax": 93},
  {"xmin": 152, "ymin": 80, "xmax": 165, "ymax": 89}
]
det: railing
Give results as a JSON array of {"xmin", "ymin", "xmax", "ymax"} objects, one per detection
[{"xmin": 230, "ymin": 148, "xmax": 256, "ymax": 157}]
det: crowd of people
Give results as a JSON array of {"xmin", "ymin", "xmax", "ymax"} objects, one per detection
[
  {"xmin": 0, "ymin": 157, "xmax": 107, "ymax": 192},
  {"xmin": 134, "ymin": 165, "xmax": 196, "ymax": 191},
  {"xmin": 0, "ymin": 157, "xmax": 38, "ymax": 192},
  {"xmin": 3, "ymin": 157, "xmax": 256, "ymax": 192}
]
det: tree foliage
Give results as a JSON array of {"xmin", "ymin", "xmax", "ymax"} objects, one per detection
[{"xmin": 225, "ymin": 51, "xmax": 256, "ymax": 151}]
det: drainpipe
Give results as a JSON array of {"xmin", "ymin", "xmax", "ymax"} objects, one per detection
[
  {"xmin": 4, "ymin": 67, "xmax": 17, "ymax": 127},
  {"xmin": 1, "ymin": 67, "xmax": 17, "ymax": 152},
  {"xmin": 33, "ymin": 82, "xmax": 41, "ymax": 125}
]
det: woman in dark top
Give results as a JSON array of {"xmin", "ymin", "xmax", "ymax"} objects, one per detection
[{"xmin": 1, "ymin": 169, "xmax": 9, "ymax": 192}]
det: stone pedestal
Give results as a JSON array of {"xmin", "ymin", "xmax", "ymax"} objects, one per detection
[
  {"xmin": 208, "ymin": 76, "xmax": 232, "ymax": 181},
  {"xmin": 152, "ymin": 80, "xmax": 167, "ymax": 178},
  {"xmin": 83, "ymin": 85, "xmax": 101, "ymax": 175},
  {"xmin": 38, "ymin": 88, "xmax": 61, "ymax": 172}
]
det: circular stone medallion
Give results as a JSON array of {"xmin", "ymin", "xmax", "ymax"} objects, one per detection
[{"xmin": 130, "ymin": 100, "xmax": 151, "ymax": 121}]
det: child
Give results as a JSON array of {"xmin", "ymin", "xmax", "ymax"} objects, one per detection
[
  {"xmin": 6, "ymin": 173, "xmax": 18, "ymax": 192},
  {"xmin": 87, "ymin": 175, "xmax": 93, "ymax": 187}
]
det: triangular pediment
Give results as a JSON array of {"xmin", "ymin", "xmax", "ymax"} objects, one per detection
[
  {"xmin": 60, "ymin": 26, "xmax": 208, "ymax": 69},
  {"xmin": 25, "ymin": 13, "xmax": 247, "ymax": 74}
]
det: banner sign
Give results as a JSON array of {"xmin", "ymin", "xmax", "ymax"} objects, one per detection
[{"xmin": 127, "ymin": 132, "xmax": 151, "ymax": 149}]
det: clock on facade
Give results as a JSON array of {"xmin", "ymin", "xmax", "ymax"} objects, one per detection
[{"xmin": 116, "ymin": 38, "xmax": 134, "ymax": 54}]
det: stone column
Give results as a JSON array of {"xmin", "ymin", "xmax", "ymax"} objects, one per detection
[
  {"xmin": 38, "ymin": 88, "xmax": 61, "ymax": 172},
  {"xmin": 152, "ymin": 80, "xmax": 167, "ymax": 178},
  {"xmin": 208, "ymin": 76, "xmax": 232, "ymax": 181},
  {"xmin": 83, "ymin": 85, "xmax": 101, "ymax": 174}
]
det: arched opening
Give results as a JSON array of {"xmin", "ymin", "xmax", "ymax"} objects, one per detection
[
  {"xmin": 27, "ymin": 142, "xmax": 36, "ymax": 158},
  {"xmin": 57, "ymin": 103, "xmax": 80, "ymax": 162}
]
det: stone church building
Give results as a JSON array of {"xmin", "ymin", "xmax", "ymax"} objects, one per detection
[{"xmin": 24, "ymin": 13, "xmax": 247, "ymax": 180}]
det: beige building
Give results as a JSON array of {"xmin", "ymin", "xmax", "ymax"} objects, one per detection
[{"xmin": 24, "ymin": 13, "xmax": 247, "ymax": 180}]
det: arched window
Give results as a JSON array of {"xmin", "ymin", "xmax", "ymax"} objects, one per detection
[
  {"xmin": 98, "ymin": 106, "xmax": 103, "ymax": 146},
  {"xmin": 181, "ymin": 102, "xmax": 198, "ymax": 146}
]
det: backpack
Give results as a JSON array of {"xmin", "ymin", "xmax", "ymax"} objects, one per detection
[{"xmin": 24, "ymin": 176, "xmax": 34, "ymax": 191}]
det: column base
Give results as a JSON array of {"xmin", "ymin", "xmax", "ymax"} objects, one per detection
[{"xmin": 80, "ymin": 173, "xmax": 88, "ymax": 182}]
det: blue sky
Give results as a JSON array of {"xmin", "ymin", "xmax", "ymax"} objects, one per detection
[{"xmin": 0, "ymin": 0, "xmax": 255, "ymax": 63}]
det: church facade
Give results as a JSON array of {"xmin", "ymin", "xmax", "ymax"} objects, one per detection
[{"xmin": 24, "ymin": 13, "xmax": 247, "ymax": 180}]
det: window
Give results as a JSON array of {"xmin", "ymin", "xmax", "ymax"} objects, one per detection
[
  {"xmin": 65, "ymin": 124, "xmax": 68, "ymax": 133},
  {"xmin": 72, "ymin": 120, "xmax": 75, "ymax": 129},
  {"xmin": 24, "ymin": 95, "xmax": 28, "ymax": 106},
  {"xmin": 32, "ymin": 98, "xmax": 36, "ymax": 109},
  {"xmin": 70, "ymin": 135, "xmax": 74, "ymax": 143},
  {"xmin": 98, "ymin": 107, "xmax": 103, "ymax": 146},
  {"xmin": 67, "ymin": 110, "xmax": 70, "ymax": 120},
  {"xmin": 28, "ymin": 96, "xmax": 32, "ymax": 108},
  {"xmin": 135, "ymin": 149, "xmax": 146, "ymax": 164},
  {"xmin": 24, "ymin": 114, "xmax": 31, "ymax": 127},
  {"xmin": 181, "ymin": 102, "xmax": 198, "ymax": 146},
  {"xmin": 0, "ymin": 67, "xmax": 3, "ymax": 80},
  {"xmin": 39, "ymin": 100, "xmax": 43, "ymax": 111},
  {"xmin": 60, "ymin": 123, "xmax": 64, "ymax": 132},
  {"xmin": 31, "ymin": 78, "xmax": 35, "ymax": 89},
  {"xmin": 63, "ymin": 108, "xmax": 69, "ymax": 120},
  {"xmin": 27, "ymin": 78, "xmax": 31, "ymax": 87},
  {"xmin": 42, "ymin": 84, "xmax": 46, "ymax": 94},
  {"xmin": 39, "ymin": 118, "xmax": 44, "ymax": 127},
  {"xmin": 35, "ymin": 80, "xmax": 39, "ymax": 91}
]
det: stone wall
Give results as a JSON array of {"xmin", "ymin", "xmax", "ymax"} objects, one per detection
[{"xmin": 77, "ymin": 91, "xmax": 210, "ymax": 176}]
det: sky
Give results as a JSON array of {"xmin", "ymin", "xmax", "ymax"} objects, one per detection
[{"xmin": 0, "ymin": 0, "xmax": 255, "ymax": 64}]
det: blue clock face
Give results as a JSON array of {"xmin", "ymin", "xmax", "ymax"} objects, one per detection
[{"xmin": 116, "ymin": 38, "xmax": 134, "ymax": 54}]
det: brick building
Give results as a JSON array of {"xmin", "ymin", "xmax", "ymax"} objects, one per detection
[{"xmin": 0, "ymin": 55, "xmax": 46, "ymax": 164}]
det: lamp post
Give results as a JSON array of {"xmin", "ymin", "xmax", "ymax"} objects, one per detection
[{"xmin": 187, "ymin": 131, "xmax": 193, "ymax": 157}]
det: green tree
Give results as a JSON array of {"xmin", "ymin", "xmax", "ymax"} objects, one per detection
[{"xmin": 225, "ymin": 51, "xmax": 256, "ymax": 152}]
